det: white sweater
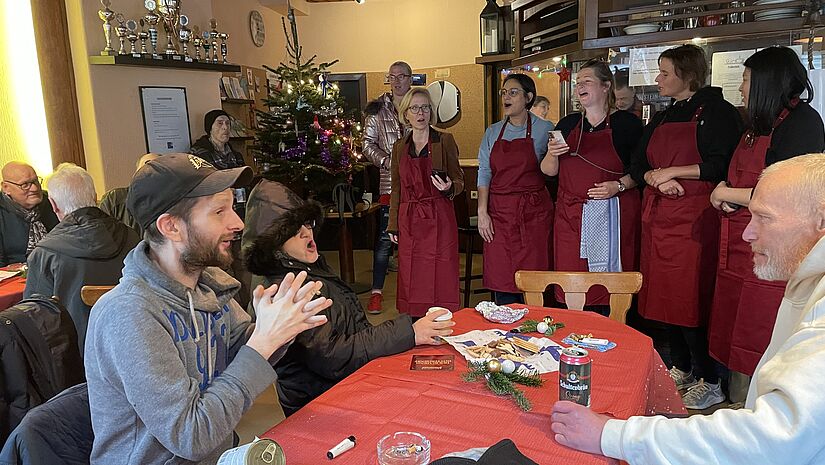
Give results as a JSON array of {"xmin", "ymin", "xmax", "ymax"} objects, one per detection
[{"xmin": 600, "ymin": 235, "xmax": 825, "ymax": 464}]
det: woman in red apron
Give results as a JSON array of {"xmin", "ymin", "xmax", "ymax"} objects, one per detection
[
  {"xmin": 477, "ymin": 74, "xmax": 555, "ymax": 305},
  {"xmin": 708, "ymin": 47, "xmax": 825, "ymax": 380},
  {"xmin": 629, "ymin": 45, "xmax": 743, "ymax": 410},
  {"xmin": 541, "ymin": 60, "xmax": 643, "ymax": 311},
  {"xmin": 387, "ymin": 88, "xmax": 464, "ymax": 317}
]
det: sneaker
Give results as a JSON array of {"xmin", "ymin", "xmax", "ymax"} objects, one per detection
[
  {"xmin": 682, "ymin": 380, "xmax": 725, "ymax": 410},
  {"xmin": 388, "ymin": 256, "xmax": 399, "ymax": 273},
  {"xmin": 669, "ymin": 366, "xmax": 699, "ymax": 391},
  {"xmin": 367, "ymin": 293, "xmax": 383, "ymax": 314}
]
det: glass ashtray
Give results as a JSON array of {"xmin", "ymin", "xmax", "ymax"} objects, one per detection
[{"xmin": 377, "ymin": 432, "xmax": 431, "ymax": 465}]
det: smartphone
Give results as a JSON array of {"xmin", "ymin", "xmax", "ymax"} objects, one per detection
[
  {"xmin": 548, "ymin": 130, "xmax": 566, "ymax": 145},
  {"xmin": 431, "ymin": 169, "xmax": 447, "ymax": 181}
]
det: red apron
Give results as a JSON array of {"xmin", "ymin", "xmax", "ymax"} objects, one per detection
[
  {"xmin": 554, "ymin": 115, "xmax": 641, "ymax": 306},
  {"xmin": 707, "ymin": 107, "xmax": 791, "ymax": 375},
  {"xmin": 638, "ymin": 106, "xmax": 720, "ymax": 327},
  {"xmin": 397, "ymin": 138, "xmax": 460, "ymax": 317},
  {"xmin": 483, "ymin": 116, "xmax": 554, "ymax": 293}
]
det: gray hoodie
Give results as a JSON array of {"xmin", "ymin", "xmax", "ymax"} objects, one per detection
[{"xmin": 84, "ymin": 241, "xmax": 280, "ymax": 465}]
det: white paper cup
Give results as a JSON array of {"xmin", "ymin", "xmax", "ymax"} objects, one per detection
[{"xmin": 427, "ymin": 307, "xmax": 452, "ymax": 322}]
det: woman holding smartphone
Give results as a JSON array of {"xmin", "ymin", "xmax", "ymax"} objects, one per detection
[
  {"xmin": 629, "ymin": 45, "xmax": 743, "ymax": 410},
  {"xmin": 477, "ymin": 74, "xmax": 554, "ymax": 305},
  {"xmin": 387, "ymin": 88, "xmax": 464, "ymax": 317},
  {"xmin": 541, "ymin": 59, "xmax": 643, "ymax": 311},
  {"xmin": 707, "ymin": 47, "xmax": 825, "ymax": 380}
]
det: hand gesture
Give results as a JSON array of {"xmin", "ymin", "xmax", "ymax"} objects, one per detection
[
  {"xmin": 658, "ymin": 179, "xmax": 685, "ymax": 197},
  {"xmin": 431, "ymin": 174, "xmax": 452, "ymax": 192},
  {"xmin": 247, "ymin": 271, "xmax": 332, "ymax": 359},
  {"xmin": 478, "ymin": 211, "xmax": 494, "ymax": 243},
  {"xmin": 389, "ymin": 233, "xmax": 399, "ymax": 244},
  {"xmin": 551, "ymin": 401, "xmax": 610, "ymax": 455},
  {"xmin": 412, "ymin": 309, "xmax": 455, "ymax": 345},
  {"xmin": 587, "ymin": 181, "xmax": 620, "ymax": 200}
]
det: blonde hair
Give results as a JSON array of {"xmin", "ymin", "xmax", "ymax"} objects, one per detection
[
  {"xmin": 397, "ymin": 88, "xmax": 436, "ymax": 125},
  {"xmin": 760, "ymin": 153, "xmax": 825, "ymax": 215}
]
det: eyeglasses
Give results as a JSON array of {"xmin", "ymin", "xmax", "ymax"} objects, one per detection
[
  {"xmin": 386, "ymin": 74, "xmax": 411, "ymax": 82},
  {"xmin": 3, "ymin": 176, "xmax": 42, "ymax": 191},
  {"xmin": 499, "ymin": 88, "xmax": 525, "ymax": 97},
  {"xmin": 408, "ymin": 104, "xmax": 432, "ymax": 114}
]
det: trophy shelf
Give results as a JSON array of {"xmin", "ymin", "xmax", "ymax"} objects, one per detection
[
  {"xmin": 89, "ymin": 55, "xmax": 241, "ymax": 72},
  {"xmin": 222, "ymin": 98, "xmax": 256, "ymax": 104}
]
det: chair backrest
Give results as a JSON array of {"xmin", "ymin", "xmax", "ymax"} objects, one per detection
[
  {"xmin": 80, "ymin": 286, "xmax": 114, "ymax": 307},
  {"xmin": 514, "ymin": 271, "xmax": 643, "ymax": 324}
]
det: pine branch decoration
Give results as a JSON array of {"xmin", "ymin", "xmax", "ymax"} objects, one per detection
[{"xmin": 463, "ymin": 362, "xmax": 544, "ymax": 412}]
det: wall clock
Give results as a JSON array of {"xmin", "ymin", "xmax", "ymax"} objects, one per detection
[{"xmin": 249, "ymin": 10, "xmax": 265, "ymax": 47}]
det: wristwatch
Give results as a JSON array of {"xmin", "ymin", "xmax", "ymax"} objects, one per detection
[{"xmin": 616, "ymin": 179, "xmax": 626, "ymax": 192}]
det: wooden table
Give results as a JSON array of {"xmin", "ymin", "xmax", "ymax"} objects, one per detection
[
  {"xmin": 324, "ymin": 202, "xmax": 380, "ymax": 293},
  {"xmin": 261, "ymin": 306, "xmax": 685, "ymax": 464}
]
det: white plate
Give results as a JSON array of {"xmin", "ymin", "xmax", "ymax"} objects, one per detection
[
  {"xmin": 754, "ymin": 0, "xmax": 797, "ymax": 4},
  {"xmin": 754, "ymin": 12, "xmax": 802, "ymax": 20},
  {"xmin": 623, "ymin": 23, "xmax": 660, "ymax": 35},
  {"xmin": 754, "ymin": 7, "xmax": 802, "ymax": 16}
]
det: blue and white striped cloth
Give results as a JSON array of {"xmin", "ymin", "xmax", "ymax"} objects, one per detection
[{"xmin": 580, "ymin": 197, "xmax": 622, "ymax": 272}]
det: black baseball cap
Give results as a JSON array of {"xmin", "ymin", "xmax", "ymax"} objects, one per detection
[{"xmin": 127, "ymin": 153, "xmax": 253, "ymax": 231}]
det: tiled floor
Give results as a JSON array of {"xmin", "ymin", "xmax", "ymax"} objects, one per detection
[{"xmin": 235, "ymin": 248, "xmax": 488, "ymax": 442}]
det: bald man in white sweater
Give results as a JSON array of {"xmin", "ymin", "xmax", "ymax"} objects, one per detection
[{"xmin": 551, "ymin": 153, "xmax": 825, "ymax": 465}]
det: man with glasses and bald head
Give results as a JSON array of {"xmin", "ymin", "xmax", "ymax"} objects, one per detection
[
  {"xmin": 0, "ymin": 161, "xmax": 58, "ymax": 266},
  {"xmin": 362, "ymin": 60, "xmax": 413, "ymax": 314}
]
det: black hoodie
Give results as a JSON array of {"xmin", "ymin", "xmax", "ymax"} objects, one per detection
[
  {"xmin": 24, "ymin": 207, "xmax": 140, "ymax": 352},
  {"xmin": 630, "ymin": 86, "xmax": 744, "ymax": 185}
]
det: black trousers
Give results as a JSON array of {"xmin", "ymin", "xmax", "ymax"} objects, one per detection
[
  {"xmin": 667, "ymin": 324, "xmax": 719, "ymax": 384},
  {"xmin": 494, "ymin": 291, "xmax": 524, "ymax": 305}
]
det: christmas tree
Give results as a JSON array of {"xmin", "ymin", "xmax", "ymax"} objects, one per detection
[{"xmin": 254, "ymin": 3, "xmax": 363, "ymax": 198}]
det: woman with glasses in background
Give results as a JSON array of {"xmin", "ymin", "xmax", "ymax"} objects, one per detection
[
  {"xmin": 477, "ymin": 74, "xmax": 554, "ymax": 305},
  {"xmin": 387, "ymin": 88, "xmax": 464, "ymax": 317},
  {"xmin": 541, "ymin": 59, "xmax": 643, "ymax": 314},
  {"xmin": 707, "ymin": 46, "xmax": 824, "ymax": 391}
]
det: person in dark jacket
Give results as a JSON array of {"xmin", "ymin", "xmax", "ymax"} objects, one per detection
[
  {"xmin": 98, "ymin": 153, "xmax": 159, "ymax": 234},
  {"xmin": 24, "ymin": 163, "xmax": 140, "ymax": 353},
  {"xmin": 190, "ymin": 109, "xmax": 246, "ymax": 170},
  {"xmin": 246, "ymin": 201, "xmax": 455, "ymax": 416},
  {"xmin": 0, "ymin": 162, "xmax": 58, "ymax": 266}
]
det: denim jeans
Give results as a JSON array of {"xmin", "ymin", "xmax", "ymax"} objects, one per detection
[{"xmin": 372, "ymin": 205, "xmax": 393, "ymax": 290}]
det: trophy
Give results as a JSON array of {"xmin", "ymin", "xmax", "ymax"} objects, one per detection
[
  {"xmin": 218, "ymin": 32, "xmax": 228, "ymax": 63},
  {"xmin": 138, "ymin": 18, "xmax": 149, "ymax": 55},
  {"xmin": 201, "ymin": 31, "xmax": 212, "ymax": 63},
  {"xmin": 98, "ymin": 0, "xmax": 116, "ymax": 55},
  {"xmin": 209, "ymin": 18, "xmax": 219, "ymax": 63},
  {"xmin": 179, "ymin": 15, "xmax": 192, "ymax": 61},
  {"xmin": 114, "ymin": 13, "xmax": 128, "ymax": 55},
  {"xmin": 144, "ymin": 0, "xmax": 160, "ymax": 58},
  {"xmin": 126, "ymin": 19, "xmax": 139, "ymax": 56},
  {"xmin": 157, "ymin": 0, "xmax": 181, "ymax": 56},
  {"xmin": 192, "ymin": 25, "xmax": 202, "ymax": 61}
]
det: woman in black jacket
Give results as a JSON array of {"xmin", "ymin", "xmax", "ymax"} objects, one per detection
[{"xmin": 246, "ymin": 201, "xmax": 453, "ymax": 416}]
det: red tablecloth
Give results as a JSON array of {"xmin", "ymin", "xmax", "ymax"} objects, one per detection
[
  {"xmin": 0, "ymin": 276, "xmax": 25, "ymax": 311},
  {"xmin": 262, "ymin": 306, "xmax": 685, "ymax": 464}
]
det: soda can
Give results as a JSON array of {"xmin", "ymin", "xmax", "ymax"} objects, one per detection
[
  {"xmin": 217, "ymin": 439, "xmax": 286, "ymax": 465},
  {"xmin": 559, "ymin": 347, "xmax": 591, "ymax": 407}
]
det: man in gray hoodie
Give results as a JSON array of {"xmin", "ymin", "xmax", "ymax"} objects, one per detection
[{"xmin": 84, "ymin": 153, "xmax": 331, "ymax": 465}]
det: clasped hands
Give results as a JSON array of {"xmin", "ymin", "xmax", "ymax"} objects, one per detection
[{"xmin": 644, "ymin": 167, "xmax": 685, "ymax": 197}]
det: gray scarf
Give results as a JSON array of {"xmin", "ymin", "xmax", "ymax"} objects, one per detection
[{"xmin": 2, "ymin": 193, "xmax": 47, "ymax": 254}]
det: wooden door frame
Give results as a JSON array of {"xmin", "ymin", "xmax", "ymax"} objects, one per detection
[{"xmin": 30, "ymin": 0, "xmax": 85, "ymax": 168}]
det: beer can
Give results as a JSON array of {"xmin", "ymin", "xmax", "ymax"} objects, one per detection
[
  {"xmin": 559, "ymin": 347, "xmax": 591, "ymax": 407},
  {"xmin": 217, "ymin": 439, "xmax": 286, "ymax": 465}
]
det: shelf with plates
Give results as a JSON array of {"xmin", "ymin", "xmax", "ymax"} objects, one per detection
[{"xmin": 582, "ymin": 0, "xmax": 810, "ymax": 49}]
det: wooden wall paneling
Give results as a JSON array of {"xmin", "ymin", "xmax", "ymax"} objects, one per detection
[{"xmin": 30, "ymin": 0, "xmax": 85, "ymax": 168}]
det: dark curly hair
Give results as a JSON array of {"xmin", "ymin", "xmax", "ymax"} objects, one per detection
[{"xmin": 245, "ymin": 201, "xmax": 324, "ymax": 275}]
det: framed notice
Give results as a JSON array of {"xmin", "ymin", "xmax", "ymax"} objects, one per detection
[
  {"xmin": 711, "ymin": 50, "xmax": 756, "ymax": 106},
  {"xmin": 628, "ymin": 45, "xmax": 673, "ymax": 87},
  {"xmin": 139, "ymin": 86, "xmax": 191, "ymax": 153}
]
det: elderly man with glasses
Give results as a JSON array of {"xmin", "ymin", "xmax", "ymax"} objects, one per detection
[
  {"xmin": 362, "ymin": 60, "xmax": 413, "ymax": 314},
  {"xmin": 0, "ymin": 161, "xmax": 58, "ymax": 266}
]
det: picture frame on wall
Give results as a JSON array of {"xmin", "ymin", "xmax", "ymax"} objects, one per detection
[{"xmin": 139, "ymin": 86, "xmax": 192, "ymax": 153}]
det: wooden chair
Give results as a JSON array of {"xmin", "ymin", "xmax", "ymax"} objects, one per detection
[
  {"xmin": 80, "ymin": 286, "xmax": 114, "ymax": 307},
  {"xmin": 514, "ymin": 271, "xmax": 643, "ymax": 324}
]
